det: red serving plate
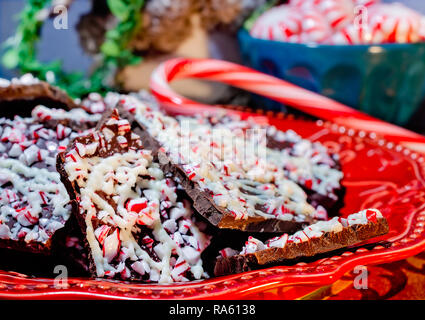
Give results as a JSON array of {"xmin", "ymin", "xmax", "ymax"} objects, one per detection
[
  {"xmin": 1, "ymin": 59, "xmax": 425, "ymax": 299},
  {"xmin": 1, "ymin": 114, "xmax": 425, "ymax": 300}
]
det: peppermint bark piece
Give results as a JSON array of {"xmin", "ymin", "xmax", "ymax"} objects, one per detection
[
  {"xmin": 0, "ymin": 215, "xmax": 90, "ymax": 277},
  {"xmin": 0, "ymin": 74, "xmax": 78, "ymax": 117},
  {"xmin": 192, "ymin": 114, "xmax": 345, "ymax": 215},
  {"xmin": 57, "ymin": 109, "xmax": 211, "ymax": 283},
  {"xmin": 265, "ymin": 125, "xmax": 344, "ymax": 214},
  {"xmin": 214, "ymin": 209, "xmax": 389, "ymax": 276},
  {"xmin": 115, "ymin": 94, "xmax": 323, "ymax": 233},
  {"xmin": 0, "ymin": 105, "xmax": 100, "ymax": 254}
]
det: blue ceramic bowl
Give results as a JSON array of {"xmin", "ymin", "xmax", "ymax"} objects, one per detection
[{"xmin": 238, "ymin": 28, "xmax": 425, "ymax": 126}]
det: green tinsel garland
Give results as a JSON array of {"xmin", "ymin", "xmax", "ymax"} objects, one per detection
[{"xmin": 1, "ymin": 0, "xmax": 144, "ymax": 97}]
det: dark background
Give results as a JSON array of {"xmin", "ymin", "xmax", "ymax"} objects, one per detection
[{"xmin": 0, "ymin": 0, "xmax": 92, "ymax": 78}]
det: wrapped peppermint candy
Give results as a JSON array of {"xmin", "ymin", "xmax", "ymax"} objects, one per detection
[
  {"xmin": 250, "ymin": 5, "xmax": 303, "ymax": 42},
  {"xmin": 419, "ymin": 16, "xmax": 425, "ymax": 41},
  {"xmin": 253, "ymin": 1, "xmax": 425, "ymax": 45},
  {"xmin": 251, "ymin": 4, "xmax": 331, "ymax": 43},
  {"xmin": 300, "ymin": 9, "xmax": 331, "ymax": 43},
  {"xmin": 329, "ymin": 24, "xmax": 385, "ymax": 45},
  {"xmin": 289, "ymin": 0, "xmax": 354, "ymax": 30},
  {"xmin": 332, "ymin": 2, "xmax": 423, "ymax": 45},
  {"xmin": 367, "ymin": 3, "xmax": 422, "ymax": 44},
  {"xmin": 353, "ymin": 0, "xmax": 380, "ymax": 8}
]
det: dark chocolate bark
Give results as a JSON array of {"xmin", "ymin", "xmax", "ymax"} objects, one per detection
[
  {"xmin": 158, "ymin": 150, "xmax": 313, "ymax": 233},
  {"xmin": 117, "ymin": 101, "xmax": 317, "ymax": 234},
  {"xmin": 0, "ymin": 79, "xmax": 78, "ymax": 118},
  {"xmin": 0, "ymin": 82, "xmax": 100, "ymax": 254},
  {"xmin": 203, "ymin": 113, "xmax": 345, "ymax": 215},
  {"xmin": 214, "ymin": 214, "xmax": 389, "ymax": 276},
  {"xmin": 0, "ymin": 212, "xmax": 90, "ymax": 277},
  {"xmin": 266, "ymin": 133, "xmax": 345, "ymax": 216},
  {"xmin": 57, "ymin": 109, "xmax": 211, "ymax": 282}
]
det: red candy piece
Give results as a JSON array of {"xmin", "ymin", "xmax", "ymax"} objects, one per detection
[
  {"xmin": 125, "ymin": 199, "xmax": 148, "ymax": 213},
  {"xmin": 56, "ymin": 124, "xmax": 71, "ymax": 140},
  {"xmin": 16, "ymin": 208, "xmax": 39, "ymax": 226},
  {"xmin": 117, "ymin": 120, "xmax": 131, "ymax": 135},
  {"xmin": 142, "ymin": 235, "xmax": 154, "ymax": 249},
  {"xmin": 365, "ymin": 209, "xmax": 378, "ymax": 222},
  {"xmin": 304, "ymin": 179, "xmax": 313, "ymax": 190},
  {"xmin": 102, "ymin": 229, "xmax": 120, "ymax": 263},
  {"xmin": 34, "ymin": 110, "xmax": 51, "ymax": 121},
  {"xmin": 95, "ymin": 225, "xmax": 111, "ymax": 245},
  {"xmin": 2, "ymin": 189, "xmax": 18, "ymax": 203},
  {"xmin": 117, "ymin": 136, "xmax": 128, "ymax": 148},
  {"xmin": 314, "ymin": 206, "xmax": 328, "ymax": 220}
]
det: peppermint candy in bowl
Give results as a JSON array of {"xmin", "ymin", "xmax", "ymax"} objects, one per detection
[
  {"xmin": 239, "ymin": 0, "xmax": 425, "ymax": 128},
  {"xmin": 290, "ymin": 0, "xmax": 355, "ymax": 31},
  {"xmin": 250, "ymin": 5, "xmax": 303, "ymax": 42}
]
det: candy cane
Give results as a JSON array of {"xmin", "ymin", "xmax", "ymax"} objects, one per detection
[{"xmin": 150, "ymin": 58, "xmax": 425, "ymax": 153}]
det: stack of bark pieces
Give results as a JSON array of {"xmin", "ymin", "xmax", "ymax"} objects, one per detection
[{"xmin": 0, "ymin": 76, "xmax": 389, "ymax": 283}]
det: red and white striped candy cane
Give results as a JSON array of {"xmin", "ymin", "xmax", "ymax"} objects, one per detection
[{"xmin": 150, "ymin": 58, "xmax": 425, "ymax": 153}]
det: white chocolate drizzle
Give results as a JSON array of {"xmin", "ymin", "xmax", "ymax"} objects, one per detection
[
  {"xmin": 113, "ymin": 93, "xmax": 343, "ymax": 222},
  {"xmin": 63, "ymin": 111, "xmax": 211, "ymax": 283},
  {"xmin": 0, "ymin": 105, "xmax": 98, "ymax": 245}
]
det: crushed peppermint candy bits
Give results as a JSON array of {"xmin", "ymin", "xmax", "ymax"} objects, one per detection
[
  {"xmin": 115, "ymin": 93, "xmax": 340, "ymax": 233},
  {"xmin": 58, "ymin": 109, "xmax": 211, "ymax": 283},
  {"xmin": 0, "ymin": 104, "xmax": 100, "ymax": 253},
  {"xmin": 115, "ymin": 93, "xmax": 344, "ymax": 232},
  {"xmin": 204, "ymin": 114, "xmax": 344, "ymax": 213},
  {"xmin": 214, "ymin": 208, "xmax": 389, "ymax": 276},
  {"xmin": 251, "ymin": 1, "xmax": 425, "ymax": 45}
]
